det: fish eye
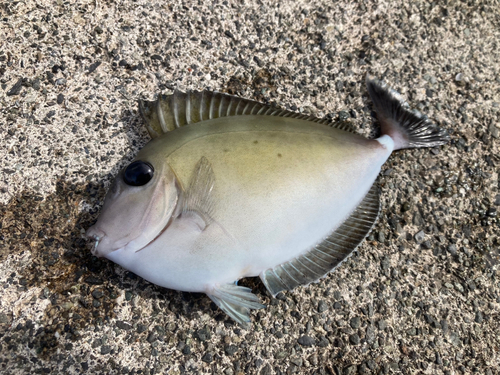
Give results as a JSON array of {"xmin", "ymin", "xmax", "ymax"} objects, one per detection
[{"xmin": 123, "ymin": 161, "xmax": 154, "ymax": 186}]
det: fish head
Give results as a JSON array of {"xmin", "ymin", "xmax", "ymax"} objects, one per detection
[{"xmin": 86, "ymin": 158, "xmax": 179, "ymax": 257}]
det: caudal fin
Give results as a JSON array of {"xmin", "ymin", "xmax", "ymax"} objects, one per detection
[{"xmin": 366, "ymin": 75, "xmax": 450, "ymax": 150}]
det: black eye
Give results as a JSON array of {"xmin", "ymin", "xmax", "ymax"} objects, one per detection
[{"xmin": 123, "ymin": 161, "xmax": 154, "ymax": 186}]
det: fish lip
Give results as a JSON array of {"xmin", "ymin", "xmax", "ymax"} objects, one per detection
[
  {"xmin": 87, "ymin": 233, "xmax": 103, "ymax": 256},
  {"xmin": 89, "ymin": 233, "xmax": 127, "ymax": 257},
  {"xmin": 86, "ymin": 227, "xmax": 108, "ymax": 257},
  {"xmin": 90, "ymin": 236, "xmax": 100, "ymax": 256}
]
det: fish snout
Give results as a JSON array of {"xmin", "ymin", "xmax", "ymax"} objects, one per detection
[{"xmin": 86, "ymin": 226, "xmax": 106, "ymax": 257}]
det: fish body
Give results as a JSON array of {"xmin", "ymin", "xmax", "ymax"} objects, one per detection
[
  {"xmin": 107, "ymin": 116, "xmax": 389, "ymax": 290},
  {"xmin": 87, "ymin": 77, "xmax": 449, "ymax": 326}
]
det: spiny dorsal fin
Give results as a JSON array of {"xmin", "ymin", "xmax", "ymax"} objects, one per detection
[
  {"xmin": 260, "ymin": 183, "xmax": 380, "ymax": 297},
  {"xmin": 139, "ymin": 90, "xmax": 357, "ymax": 138}
]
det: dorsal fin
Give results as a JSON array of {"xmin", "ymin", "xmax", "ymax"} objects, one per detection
[
  {"xmin": 138, "ymin": 90, "xmax": 357, "ymax": 138},
  {"xmin": 260, "ymin": 183, "xmax": 380, "ymax": 297}
]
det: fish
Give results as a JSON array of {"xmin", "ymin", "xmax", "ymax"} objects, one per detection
[{"xmin": 86, "ymin": 76, "xmax": 449, "ymax": 327}]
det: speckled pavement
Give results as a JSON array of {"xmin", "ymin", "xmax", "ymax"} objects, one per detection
[{"xmin": 1, "ymin": 1, "xmax": 499, "ymax": 374}]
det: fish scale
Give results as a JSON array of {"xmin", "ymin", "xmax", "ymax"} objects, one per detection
[{"xmin": 87, "ymin": 76, "xmax": 449, "ymax": 327}]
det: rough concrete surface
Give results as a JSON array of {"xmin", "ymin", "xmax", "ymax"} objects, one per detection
[{"xmin": 1, "ymin": 0, "xmax": 499, "ymax": 374}]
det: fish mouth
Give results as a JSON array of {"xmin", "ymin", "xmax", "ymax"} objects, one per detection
[
  {"xmin": 86, "ymin": 227, "xmax": 108, "ymax": 257},
  {"xmin": 90, "ymin": 236, "xmax": 100, "ymax": 255},
  {"xmin": 86, "ymin": 220, "xmax": 170, "ymax": 257},
  {"xmin": 87, "ymin": 233, "xmax": 104, "ymax": 256},
  {"xmin": 88, "ymin": 232, "xmax": 129, "ymax": 258},
  {"xmin": 86, "ymin": 209, "xmax": 177, "ymax": 257}
]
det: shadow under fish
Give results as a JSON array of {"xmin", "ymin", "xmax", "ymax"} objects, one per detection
[{"xmin": 86, "ymin": 76, "xmax": 450, "ymax": 327}]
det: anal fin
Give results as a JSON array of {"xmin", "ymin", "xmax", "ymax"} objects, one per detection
[
  {"xmin": 207, "ymin": 284, "xmax": 265, "ymax": 328},
  {"xmin": 260, "ymin": 183, "xmax": 380, "ymax": 297}
]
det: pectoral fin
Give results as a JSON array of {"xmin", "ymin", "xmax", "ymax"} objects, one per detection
[
  {"xmin": 181, "ymin": 157, "xmax": 216, "ymax": 229},
  {"xmin": 207, "ymin": 283, "xmax": 265, "ymax": 328}
]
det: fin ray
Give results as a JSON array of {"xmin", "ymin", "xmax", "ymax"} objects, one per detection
[
  {"xmin": 260, "ymin": 184, "xmax": 380, "ymax": 297},
  {"xmin": 366, "ymin": 75, "xmax": 450, "ymax": 149},
  {"xmin": 207, "ymin": 283, "xmax": 265, "ymax": 327},
  {"xmin": 139, "ymin": 90, "xmax": 358, "ymax": 137},
  {"xmin": 182, "ymin": 157, "xmax": 216, "ymax": 227}
]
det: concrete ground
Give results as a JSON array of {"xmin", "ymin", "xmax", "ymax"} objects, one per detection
[{"xmin": 1, "ymin": 0, "xmax": 499, "ymax": 374}]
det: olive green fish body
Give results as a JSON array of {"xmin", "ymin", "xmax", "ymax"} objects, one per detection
[
  {"xmin": 87, "ymin": 77, "xmax": 449, "ymax": 326},
  {"xmin": 109, "ymin": 115, "xmax": 390, "ymax": 291}
]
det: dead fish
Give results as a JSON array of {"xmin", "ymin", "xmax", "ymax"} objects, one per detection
[{"xmin": 86, "ymin": 76, "xmax": 449, "ymax": 327}]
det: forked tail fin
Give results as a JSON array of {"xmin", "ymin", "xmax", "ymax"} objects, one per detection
[{"xmin": 366, "ymin": 75, "xmax": 450, "ymax": 150}]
